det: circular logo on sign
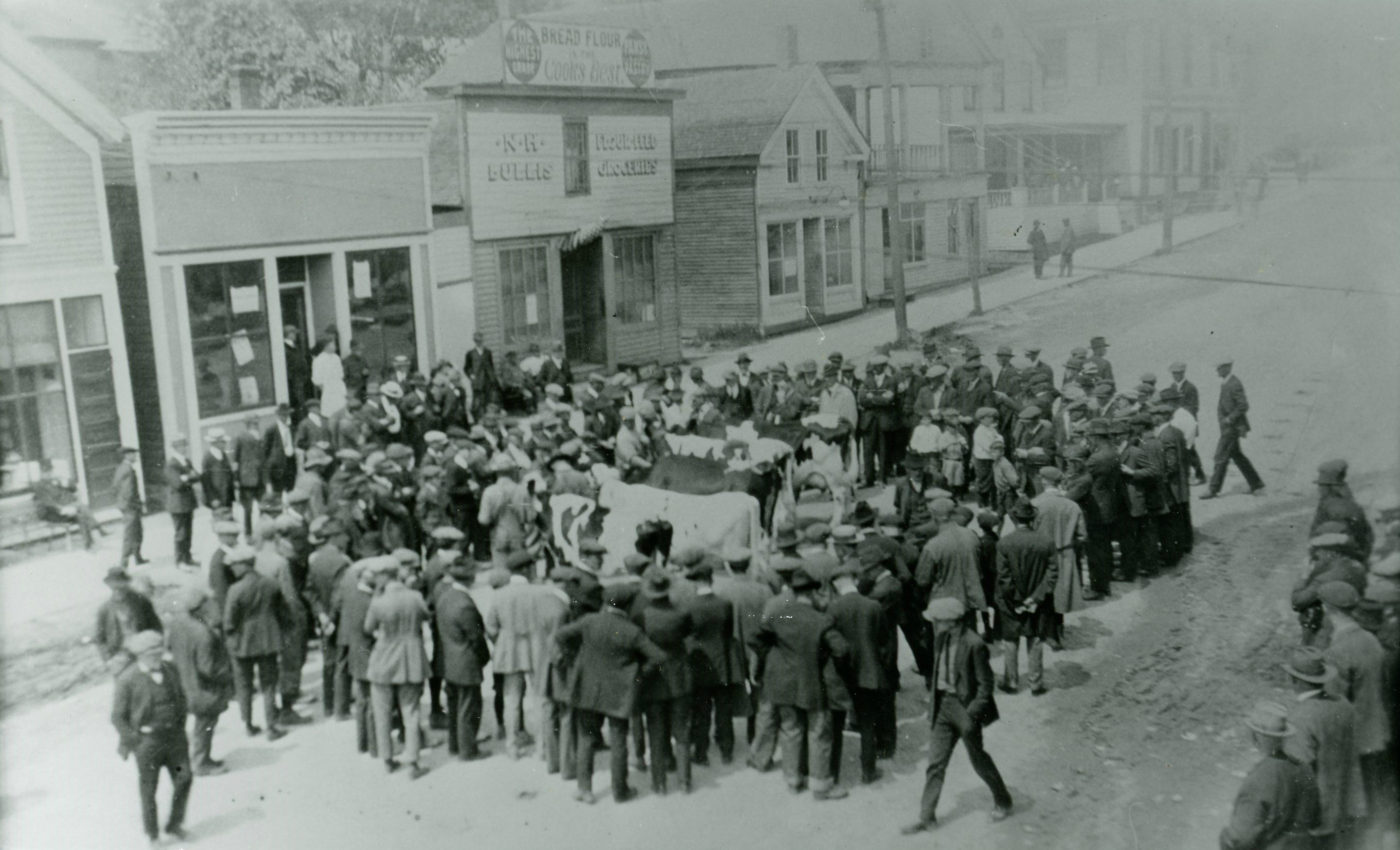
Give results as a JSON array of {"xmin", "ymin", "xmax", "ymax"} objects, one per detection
[
  {"xmin": 622, "ymin": 29, "xmax": 652, "ymax": 88},
  {"xmin": 503, "ymin": 21, "xmax": 541, "ymax": 84}
]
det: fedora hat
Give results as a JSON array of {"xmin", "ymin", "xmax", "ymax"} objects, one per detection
[
  {"xmin": 1280, "ymin": 646, "xmax": 1335, "ymax": 684},
  {"xmin": 1009, "ymin": 497, "xmax": 1037, "ymax": 523},
  {"xmin": 1243, "ymin": 700, "xmax": 1294, "ymax": 738}
]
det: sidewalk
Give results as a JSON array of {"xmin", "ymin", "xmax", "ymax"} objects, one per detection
[{"xmin": 695, "ymin": 208, "xmax": 1240, "ymax": 376}]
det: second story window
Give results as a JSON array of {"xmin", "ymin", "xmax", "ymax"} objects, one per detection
[
  {"xmin": 564, "ymin": 118, "xmax": 589, "ymax": 196},
  {"xmin": 963, "ymin": 86, "xmax": 979, "ymax": 111},
  {"xmin": 1042, "ymin": 31, "xmax": 1068, "ymax": 85},
  {"xmin": 815, "ymin": 130, "xmax": 829, "ymax": 181},
  {"xmin": 785, "ymin": 129, "xmax": 800, "ymax": 183}
]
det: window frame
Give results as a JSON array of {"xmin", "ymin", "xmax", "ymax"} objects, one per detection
[
  {"xmin": 785, "ymin": 129, "xmax": 800, "ymax": 184},
  {"xmin": 563, "ymin": 117, "xmax": 590, "ymax": 197},
  {"xmin": 0, "ymin": 108, "xmax": 28, "ymax": 243},
  {"xmin": 1041, "ymin": 31, "xmax": 1068, "ymax": 86},
  {"xmin": 0, "ymin": 301, "xmax": 75, "ymax": 496},
  {"xmin": 498, "ymin": 244, "xmax": 553, "ymax": 344},
  {"xmin": 766, "ymin": 221, "xmax": 800, "ymax": 297},
  {"xmin": 815, "ymin": 129, "xmax": 829, "ymax": 182},
  {"xmin": 613, "ymin": 233, "xmax": 658, "ymax": 325},
  {"xmin": 822, "ymin": 217, "xmax": 853, "ymax": 289},
  {"xmin": 184, "ymin": 259, "xmax": 276, "ymax": 419},
  {"xmin": 901, "ymin": 201, "xmax": 927, "ymax": 263}
]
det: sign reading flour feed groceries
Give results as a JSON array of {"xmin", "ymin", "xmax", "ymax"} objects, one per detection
[{"xmin": 502, "ymin": 19, "xmax": 654, "ymax": 89}]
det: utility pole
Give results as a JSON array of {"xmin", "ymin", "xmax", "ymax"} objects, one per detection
[
  {"xmin": 868, "ymin": 0, "xmax": 908, "ymax": 341},
  {"xmin": 1160, "ymin": 0, "xmax": 1175, "ymax": 253},
  {"xmin": 967, "ymin": 199, "xmax": 983, "ymax": 314}
]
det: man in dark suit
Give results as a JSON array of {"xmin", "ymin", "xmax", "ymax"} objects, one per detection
[
  {"xmin": 555, "ymin": 582, "xmax": 668, "ymax": 804},
  {"xmin": 1310, "ymin": 459, "xmax": 1374, "ymax": 563},
  {"xmin": 1087, "ymin": 336, "xmax": 1114, "ymax": 383},
  {"xmin": 750, "ymin": 564, "xmax": 852, "ymax": 801},
  {"xmin": 200, "ymin": 429, "xmax": 235, "ymax": 516},
  {"xmin": 635, "ymin": 569, "xmax": 696, "ymax": 795},
  {"xmin": 995, "ymin": 499, "xmax": 1058, "ymax": 695},
  {"xmin": 1202, "ymin": 358, "xmax": 1264, "ymax": 499},
  {"xmin": 462, "ymin": 332, "xmax": 499, "ymax": 418},
  {"xmin": 902, "ymin": 596, "xmax": 1013, "ymax": 834},
  {"xmin": 858, "ymin": 355, "xmax": 901, "ymax": 486},
  {"xmin": 165, "ymin": 585, "xmax": 233, "ymax": 775},
  {"xmin": 827, "ymin": 561, "xmax": 894, "ymax": 785},
  {"xmin": 222, "ymin": 545, "xmax": 288, "ymax": 741},
  {"xmin": 992, "ymin": 346, "xmax": 1022, "ymax": 438},
  {"xmin": 113, "ymin": 446, "xmax": 146, "ymax": 568},
  {"xmin": 110, "ymin": 630, "xmax": 193, "ymax": 844},
  {"xmin": 95, "ymin": 566, "xmax": 163, "ymax": 671},
  {"xmin": 262, "ymin": 404, "xmax": 297, "ymax": 499},
  {"xmin": 436, "ymin": 559, "xmax": 490, "ymax": 761},
  {"xmin": 306, "ymin": 518, "xmax": 351, "ymax": 718},
  {"xmin": 332, "ymin": 556, "xmax": 379, "ymax": 756},
  {"xmin": 165, "ymin": 435, "xmax": 199, "ymax": 568},
  {"xmin": 33, "ymin": 459, "xmax": 103, "ymax": 548},
  {"xmin": 1152, "ymin": 405, "xmax": 1192, "ymax": 566},
  {"xmin": 683, "ymin": 560, "xmax": 738, "ymax": 767},
  {"xmin": 537, "ymin": 341, "xmax": 574, "ymax": 403},
  {"xmin": 1120, "ymin": 414, "xmax": 1167, "ymax": 579},
  {"xmin": 206, "ymin": 520, "xmax": 242, "ymax": 627},
  {"xmin": 232, "ymin": 415, "xmax": 266, "ymax": 536},
  {"xmin": 1167, "ymin": 361, "xmax": 1206, "ymax": 482},
  {"xmin": 283, "ymin": 325, "xmax": 312, "ymax": 422},
  {"xmin": 1081, "ymin": 420, "xmax": 1124, "ymax": 598},
  {"xmin": 717, "ymin": 369, "xmax": 754, "ymax": 424}
]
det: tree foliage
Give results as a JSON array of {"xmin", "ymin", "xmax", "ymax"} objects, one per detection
[{"xmin": 125, "ymin": 0, "xmax": 511, "ymax": 109}]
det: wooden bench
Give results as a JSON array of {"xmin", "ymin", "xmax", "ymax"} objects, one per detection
[{"xmin": 0, "ymin": 501, "xmax": 84, "ymax": 556}]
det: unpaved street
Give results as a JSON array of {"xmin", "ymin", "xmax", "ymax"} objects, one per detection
[{"xmin": 2, "ymin": 166, "xmax": 1396, "ymax": 850}]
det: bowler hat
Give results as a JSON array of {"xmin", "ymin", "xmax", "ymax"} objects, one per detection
[
  {"xmin": 789, "ymin": 566, "xmax": 821, "ymax": 592},
  {"xmin": 1281, "ymin": 646, "xmax": 1335, "ymax": 684},
  {"xmin": 846, "ymin": 501, "xmax": 877, "ymax": 527},
  {"xmin": 579, "ymin": 538, "xmax": 607, "ymax": 555},
  {"xmin": 802, "ymin": 522, "xmax": 831, "ymax": 544},
  {"xmin": 1243, "ymin": 700, "xmax": 1294, "ymax": 737},
  {"xmin": 772, "ymin": 525, "xmax": 799, "ymax": 549},
  {"xmin": 103, "ymin": 565, "xmax": 131, "ymax": 585},
  {"xmin": 1090, "ymin": 336, "xmax": 1108, "ymax": 348},
  {"xmin": 1009, "ymin": 498, "xmax": 1037, "ymax": 523}
]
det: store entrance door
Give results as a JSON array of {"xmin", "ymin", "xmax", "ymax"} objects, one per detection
[{"xmin": 561, "ymin": 241, "xmax": 606, "ymax": 366}]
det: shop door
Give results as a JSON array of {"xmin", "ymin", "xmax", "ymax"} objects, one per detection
[
  {"xmin": 802, "ymin": 218, "xmax": 825, "ymax": 314},
  {"xmin": 561, "ymin": 241, "xmax": 606, "ymax": 366},
  {"xmin": 68, "ymin": 349, "xmax": 122, "ymax": 508},
  {"xmin": 280, "ymin": 287, "xmax": 308, "ymax": 344}
]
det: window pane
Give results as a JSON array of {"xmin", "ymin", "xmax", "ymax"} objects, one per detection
[
  {"xmin": 63, "ymin": 296, "xmax": 108, "ymax": 349},
  {"xmin": 564, "ymin": 119, "xmax": 590, "ymax": 196},
  {"xmin": 0, "ymin": 302, "xmax": 74, "ymax": 496},
  {"xmin": 276, "ymin": 255, "xmax": 308, "ymax": 284},
  {"xmin": 348, "ymin": 247, "xmax": 416, "ymax": 375},
  {"xmin": 0, "ymin": 301, "xmax": 59, "ymax": 368}
]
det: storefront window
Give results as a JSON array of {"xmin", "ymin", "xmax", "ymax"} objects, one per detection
[
  {"xmin": 499, "ymin": 245, "xmax": 551, "ymax": 343},
  {"xmin": 766, "ymin": 222, "xmax": 799, "ymax": 296},
  {"xmin": 347, "ymin": 247, "xmax": 415, "ymax": 375},
  {"xmin": 0, "ymin": 301, "xmax": 74, "ymax": 495},
  {"xmin": 823, "ymin": 218, "xmax": 853, "ymax": 288},
  {"xmin": 186, "ymin": 260, "xmax": 275, "ymax": 418},
  {"xmin": 614, "ymin": 234, "xmax": 657, "ymax": 323}
]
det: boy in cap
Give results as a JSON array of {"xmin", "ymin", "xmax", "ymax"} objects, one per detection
[
  {"xmin": 1280, "ymin": 647, "xmax": 1366, "ymax": 846},
  {"xmin": 903, "ymin": 596, "xmax": 1013, "ymax": 834},
  {"xmin": 971, "ymin": 408, "xmax": 1001, "ymax": 507},
  {"xmin": 1219, "ymin": 701, "xmax": 1319, "ymax": 850},
  {"xmin": 111, "ymin": 630, "xmax": 195, "ymax": 844},
  {"xmin": 165, "ymin": 586, "xmax": 234, "ymax": 776}
]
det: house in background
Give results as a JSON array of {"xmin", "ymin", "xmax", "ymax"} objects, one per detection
[
  {"xmin": 0, "ymin": 20, "xmax": 138, "ymax": 510},
  {"xmin": 668, "ymin": 65, "xmax": 869, "ymax": 336},
  {"xmin": 424, "ymin": 19, "xmax": 683, "ymax": 372}
]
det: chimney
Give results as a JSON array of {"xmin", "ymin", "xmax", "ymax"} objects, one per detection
[
  {"xmin": 777, "ymin": 24, "xmax": 799, "ymax": 67},
  {"xmin": 228, "ymin": 64, "xmax": 261, "ymax": 110}
]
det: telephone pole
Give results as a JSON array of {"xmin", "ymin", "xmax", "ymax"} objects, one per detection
[
  {"xmin": 1160, "ymin": 0, "xmax": 1175, "ymax": 253},
  {"xmin": 868, "ymin": 0, "xmax": 909, "ymax": 341}
]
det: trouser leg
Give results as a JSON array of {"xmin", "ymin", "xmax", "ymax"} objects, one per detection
[
  {"xmin": 445, "ymin": 684, "xmax": 462, "ymax": 755},
  {"xmin": 854, "ymin": 689, "xmax": 879, "ymax": 779},
  {"xmin": 321, "ymin": 637, "xmax": 336, "ymax": 715},
  {"xmin": 429, "ymin": 676, "xmax": 444, "ymax": 716},
  {"xmin": 135, "ymin": 744, "xmax": 161, "ymax": 839},
  {"xmin": 560, "ymin": 703, "xmax": 577, "ymax": 778},
  {"xmin": 1187, "ymin": 445, "xmax": 1205, "ymax": 479},
  {"xmin": 233, "ymin": 657, "xmax": 255, "ymax": 727},
  {"xmin": 862, "ymin": 431, "xmax": 879, "ymax": 485},
  {"xmin": 1001, "ymin": 637, "xmax": 1020, "ymax": 689},
  {"xmin": 631, "ymin": 709, "xmax": 647, "ymax": 765},
  {"xmin": 163, "ymin": 737, "xmax": 193, "ymax": 831},
  {"xmin": 644, "ymin": 701, "xmax": 668, "ymax": 791},
  {"xmin": 973, "ymin": 459, "xmax": 994, "ymax": 507},
  {"xmin": 900, "ymin": 615, "xmax": 932, "ymax": 679},
  {"xmin": 1027, "ymin": 636, "xmax": 1045, "ymax": 691},
  {"xmin": 280, "ymin": 623, "xmax": 306, "ymax": 708},
  {"xmin": 778, "ymin": 706, "xmax": 805, "ymax": 789},
  {"xmin": 690, "ymin": 688, "xmax": 712, "ymax": 762},
  {"xmin": 576, "ymin": 711, "xmax": 599, "ymax": 796},
  {"xmin": 918, "ymin": 704, "xmax": 958, "ymax": 823},
  {"xmin": 829, "ymin": 710, "xmax": 846, "ymax": 784},
  {"xmin": 961, "ymin": 718, "xmax": 1013, "ymax": 809},
  {"xmin": 807, "ymin": 709, "xmax": 834, "ymax": 792},
  {"xmin": 397, "ymin": 683, "xmax": 422, "ymax": 765},
  {"xmin": 749, "ymin": 700, "xmax": 778, "ymax": 769},
  {"xmin": 189, "ymin": 711, "xmax": 217, "ymax": 766},
  {"xmin": 372, "ymin": 683, "xmax": 394, "ymax": 761},
  {"xmin": 1231, "ymin": 443, "xmax": 1264, "ymax": 490},
  {"xmin": 1208, "ymin": 431, "xmax": 1237, "ymax": 493},
  {"xmin": 502, "ymin": 672, "xmax": 525, "ymax": 755},
  {"xmin": 1137, "ymin": 516, "xmax": 1161, "ymax": 576},
  {"xmin": 333, "ymin": 646, "xmax": 352, "ymax": 718},
  {"xmin": 257, "ymin": 655, "xmax": 280, "ymax": 730},
  {"xmin": 355, "ymin": 679, "xmax": 374, "ymax": 755},
  {"xmin": 462, "ymin": 685, "xmax": 483, "ymax": 757},
  {"xmin": 609, "ymin": 716, "xmax": 631, "ymax": 799},
  {"xmin": 876, "ymin": 688, "xmax": 897, "ymax": 757},
  {"xmin": 173, "ymin": 512, "xmax": 192, "ymax": 563},
  {"xmin": 121, "ymin": 511, "xmax": 142, "ymax": 563},
  {"xmin": 713, "ymin": 686, "xmax": 735, "ymax": 761},
  {"xmin": 1085, "ymin": 525, "xmax": 1114, "ymax": 593},
  {"xmin": 239, "ymin": 490, "xmax": 256, "ymax": 537},
  {"xmin": 493, "ymin": 672, "xmax": 505, "ymax": 734}
]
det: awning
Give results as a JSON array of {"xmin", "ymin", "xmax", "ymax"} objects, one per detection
[{"xmin": 564, "ymin": 218, "xmax": 608, "ymax": 252}]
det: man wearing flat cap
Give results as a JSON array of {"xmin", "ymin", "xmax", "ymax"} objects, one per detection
[
  {"xmin": 685, "ymin": 560, "xmax": 741, "ymax": 767},
  {"xmin": 995, "ymin": 499, "xmax": 1058, "ymax": 695},
  {"xmin": 165, "ymin": 585, "xmax": 234, "ymax": 776},
  {"xmin": 1280, "ymin": 647, "xmax": 1366, "ymax": 846},
  {"xmin": 332, "ymin": 557, "xmax": 379, "ymax": 755},
  {"xmin": 635, "ymin": 569, "xmax": 696, "ymax": 795},
  {"xmin": 364, "ymin": 555, "xmax": 432, "ymax": 779},
  {"xmin": 111, "ymin": 630, "xmax": 195, "ymax": 844},
  {"xmin": 903, "ymin": 596, "xmax": 1012, "ymax": 834},
  {"xmin": 750, "ymin": 566, "xmax": 852, "ymax": 800},
  {"xmin": 224, "ymin": 544, "xmax": 289, "ymax": 741},
  {"xmin": 486, "ymin": 548, "xmax": 542, "ymax": 759},
  {"xmin": 1311, "ymin": 459, "xmax": 1374, "ymax": 563},
  {"xmin": 827, "ymin": 561, "xmax": 893, "ymax": 785},
  {"xmin": 915, "ymin": 498, "xmax": 985, "ymax": 643},
  {"xmin": 435, "ymin": 559, "xmax": 489, "ymax": 761},
  {"xmin": 1119, "ymin": 413, "xmax": 1167, "ymax": 580},
  {"xmin": 1202, "ymin": 357, "xmax": 1264, "ymax": 499},
  {"xmin": 306, "ymin": 518, "xmax": 352, "ymax": 718},
  {"xmin": 1220, "ymin": 700, "xmax": 1319, "ymax": 850},
  {"xmin": 1317, "ymin": 581, "xmax": 1392, "ymax": 822}
]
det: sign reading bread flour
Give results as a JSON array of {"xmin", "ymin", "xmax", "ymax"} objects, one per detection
[{"xmin": 501, "ymin": 20, "xmax": 654, "ymax": 89}]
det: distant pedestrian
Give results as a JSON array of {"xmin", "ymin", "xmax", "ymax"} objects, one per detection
[
  {"xmin": 165, "ymin": 434, "xmax": 199, "ymax": 568},
  {"xmin": 1028, "ymin": 220, "xmax": 1049, "ymax": 279},
  {"xmin": 165, "ymin": 586, "xmax": 234, "ymax": 776},
  {"xmin": 110, "ymin": 630, "xmax": 193, "ymax": 845},
  {"xmin": 902, "ymin": 596, "xmax": 1013, "ymax": 834},
  {"xmin": 1219, "ymin": 701, "xmax": 1319, "ymax": 850},
  {"xmin": 1201, "ymin": 358, "xmax": 1264, "ymax": 499},
  {"xmin": 95, "ymin": 566, "xmax": 163, "ymax": 676},
  {"xmin": 1057, "ymin": 218, "xmax": 1076, "ymax": 276},
  {"xmin": 114, "ymin": 446, "xmax": 146, "ymax": 569},
  {"xmin": 232, "ymin": 415, "xmax": 266, "ymax": 536}
]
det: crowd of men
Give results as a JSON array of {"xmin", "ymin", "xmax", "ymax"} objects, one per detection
[{"xmin": 91, "ymin": 330, "xmax": 1398, "ymax": 849}]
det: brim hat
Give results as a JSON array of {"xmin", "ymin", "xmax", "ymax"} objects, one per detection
[
  {"xmin": 380, "ymin": 381, "xmax": 404, "ymax": 400},
  {"xmin": 430, "ymin": 526, "xmax": 466, "ymax": 543},
  {"xmin": 1243, "ymin": 700, "xmax": 1294, "ymax": 737},
  {"xmin": 1010, "ymin": 498, "xmax": 1037, "ymax": 523},
  {"xmin": 103, "ymin": 565, "xmax": 131, "ymax": 585},
  {"xmin": 1281, "ymin": 646, "xmax": 1335, "ymax": 684},
  {"xmin": 788, "ymin": 565, "xmax": 822, "ymax": 592},
  {"xmin": 1317, "ymin": 580, "xmax": 1360, "ymax": 610},
  {"xmin": 423, "ymin": 430, "xmax": 448, "ymax": 445},
  {"xmin": 773, "ymin": 526, "xmax": 799, "ymax": 549}
]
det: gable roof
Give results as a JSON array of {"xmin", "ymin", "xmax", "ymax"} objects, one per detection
[
  {"xmin": 0, "ymin": 17, "xmax": 125, "ymax": 143},
  {"xmin": 526, "ymin": 0, "xmax": 992, "ymax": 73},
  {"xmin": 667, "ymin": 64, "xmax": 867, "ymax": 162}
]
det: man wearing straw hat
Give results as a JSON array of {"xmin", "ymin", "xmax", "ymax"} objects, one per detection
[
  {"xmin": 1280, "ymin": 647, "xmax": 1366, "ymax": 847},
  {"xmin": 902, "ymin": 596, "xmax": 1013, "ymax": 835},
  {"xmin": 1219, "ymin": 700, "xmax": 1319, "ymax": 850}
]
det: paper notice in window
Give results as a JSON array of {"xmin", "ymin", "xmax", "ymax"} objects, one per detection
[
  {"xmin": 229, "ymin": 286, "xmax": 260, "ymax": 314},
  {"xmin": 352, "ymin": 261, "xmax": 372, "ymax": 299},
  {"xmin": 230, "ymin": 332, "xmax": 255, "ymax": 366},
  {"xmin": 642, "ymin": 303, "xmax": 656, "ymax": 322},
  {"xmin": 782, "ymin": 257, "xmax": 798, "ymax": 277},
  {"xmin": 525, "ymin": 294, "xmax": 539, "ymax": 325},
  {"xmin": 238, "ymin": 376, "xmax": 260, "ymax": 405}
]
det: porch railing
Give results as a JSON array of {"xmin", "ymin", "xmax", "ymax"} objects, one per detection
[{"xmin": 868, "ymin": 144, "xmax": 942, "ymax": 174}]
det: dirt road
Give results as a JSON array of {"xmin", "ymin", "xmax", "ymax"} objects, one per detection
[{"xmin": 2, "ymin": 167, "xmax": 1396, "ymax": 850}]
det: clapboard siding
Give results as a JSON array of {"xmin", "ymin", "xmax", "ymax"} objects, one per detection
[
  {"xmin": 612, "ymin": 227, "xmax": 681, "ymax": 366},
  {"xmin": 470, "ymin": 240, "xmax": 508, "ymax": 354},
  {"xmin": 673, "ymin": 166, "xmax": 758, "ymax": 333},
  {"xmin": 1, "ymin": 97, "xmax": 105, "ymax": 272}
]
